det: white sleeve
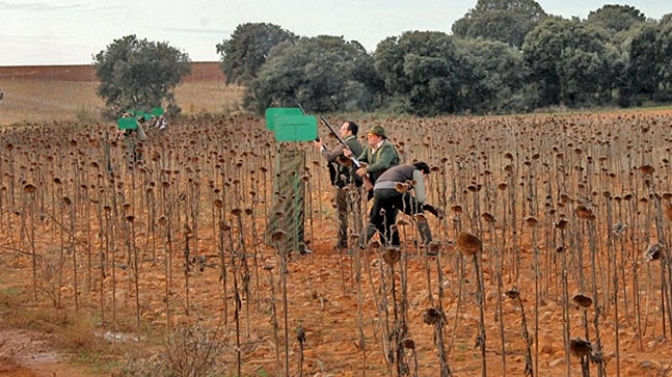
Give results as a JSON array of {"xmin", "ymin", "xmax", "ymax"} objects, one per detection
[
  {"xmin": 136, "ymin": 123, "xmax": 148, "ymax": 141},
  {"xmin": 412, "ymin": 170, "xmax": 426, "ymax": 204}
]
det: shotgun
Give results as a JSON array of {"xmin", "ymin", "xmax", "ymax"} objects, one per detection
[
  {"xmin": 423, "ymin": 203, "xmax": 445, "ymax": 219},
  {"xmin": 315, "ymin": 140, "xmax": 340, "ymax": 187},
  {"xmin": 318, "ymin": 116, "xmax": 360, "ymax": 168},
  {"xmin": 319, "ymin": 116, "xmax": 374, "ymax": 191},
  {"xmin": 296, "ymin": 101, "xmax": 350, "ymax": 187}
]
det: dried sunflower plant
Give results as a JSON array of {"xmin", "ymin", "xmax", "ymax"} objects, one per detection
[{"xmin": 1, "ymin": 112, "xmax": 672, "ymax": 376}]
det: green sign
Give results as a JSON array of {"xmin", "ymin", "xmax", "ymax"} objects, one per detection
[
  {"xmin": 265, "ymin": 107, "xmax": 317, "ymax": 142},
  {"xmin": 117, "ymin": 117, "xmax": 137, "ymax": 130},
  {"xmin": 135, "ymin": 110, "xmax": 148, "ymax": 120},
  {"xmin": 273, "ymin": 114, "xmax": 318, "ymax": 142},
  {"xmin": 265, "ymin": 107, "xmax": 303, "ymax": 131},
  {"xmin": 126, "ymin": 108, "xmax": 164, "ymax": 118}
]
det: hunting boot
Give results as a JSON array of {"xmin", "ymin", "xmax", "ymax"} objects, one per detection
[
  {"xmin": 360, "ymin": 222, "xmax": 377, "ymax": 248},
  {"xmin": 389, "ymin": 228, "xmax": 401, "ymax": 247},
  {"xmin": 336, "ymin": 187, "xmax": 348, "ymax": 249},
  {"xmin": 336, "ymin": 217, "xmax": 348, "ymax": 249},
  {"xmin": 417, "ymin": 220, "xmax": 433, "ymax": 245}
]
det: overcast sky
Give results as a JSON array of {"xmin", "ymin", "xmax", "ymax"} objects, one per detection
[{"xmin": 0, "ymin": 0, "xmax": 669, "ymax": 66}]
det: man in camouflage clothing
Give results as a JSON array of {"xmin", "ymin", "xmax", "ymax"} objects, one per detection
[{"xmin": 315, "ymin": 121, "xmax": 364, "ymax": 250}]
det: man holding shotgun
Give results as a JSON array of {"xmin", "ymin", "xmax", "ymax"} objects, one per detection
[
  {"xmin": 315, "ymin": 120, "xmax": 364, "ymax": 250},
  {"xmin": 343, "ymin": 125, "xmax": 444, "ymax": 248}
]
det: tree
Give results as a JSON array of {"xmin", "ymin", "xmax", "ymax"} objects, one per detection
[
  {"xmin": 94, "ymin": 35, "xmax": 191, "ymax": 118},
  {"xmin": 374, "ymin": 31, "xmax": 461, "ymax": 115},
  {"xmin": 627, "ymin": 24, "xmax": 663, "ymax": 99},
  {"xmin": 523, "ymin": 18, "xmax": 614, "ymax": 107},
  {"xmin": 452, "ymin": 0, "xmax": 547, "ymax": 48},
  {"xmin": 245, "ymin": 36, "xmax": 380, "ymax": 114},
  {"xmin": 586, "ymin": 5, "xmax": 645, "ymax": 33},
  {"xmin": 627, "ymin": 19, "xmax": 672, "ymax": 101},
  {"xmin": 216, "ymin": 23, "xmax": 297, "ymax": 85},
  {"xmin": 662, "ymin": 14, "xmax": 672, "ymax": 25},
  {"xmin": 453, "ymin": 38, "xmax": 528, "ymax": 113}
]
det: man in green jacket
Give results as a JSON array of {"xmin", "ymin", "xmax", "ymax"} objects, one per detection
[
  {"xmin": 345, "ymin": 124, "xmax": 400, "ymax": 246},
  {"xmin": 345, "ymin": 125, "xmax": 400, "ymax": 195}
]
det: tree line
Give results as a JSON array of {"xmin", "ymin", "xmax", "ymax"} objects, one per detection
[
  {"xmin": 93, "ymin": 0, "xmax": 672, "ymax": 117},
  {"xmin": 217, "ymin": 1, "xmax": 672, "ymax": 116}
]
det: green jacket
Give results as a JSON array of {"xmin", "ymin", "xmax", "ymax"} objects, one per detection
[{"xmin": 357, "ymin": 139, "xmax": 400, "ymax": 184}]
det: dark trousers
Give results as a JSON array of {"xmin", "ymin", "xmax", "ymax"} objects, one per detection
[{"xmin": 369, "ymin": 188, "xmax": 425, "ymax": 246}]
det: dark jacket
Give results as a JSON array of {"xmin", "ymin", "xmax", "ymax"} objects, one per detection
[
  {"xmin": 321, "ymin": 135, "xmax": 363, "ymax": 187},
  {"xmin": 373, "ymin": 164, "xmax": 427, "ymax": 204}
]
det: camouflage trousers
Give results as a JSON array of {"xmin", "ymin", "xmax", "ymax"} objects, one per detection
[{"xmin": 335, "ymin": 185, "xmax": 363, "ymax": 248}]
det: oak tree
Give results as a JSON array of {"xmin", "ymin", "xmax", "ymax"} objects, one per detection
[{"xmin": 94, "ymin": 35, "xmax": 190, "ymax": 118}]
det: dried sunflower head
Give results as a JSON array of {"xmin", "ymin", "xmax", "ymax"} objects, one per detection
[
  {"xmin": 457, "ymin": 232, "xmax": 482, "ymax": 256},
  {"xmin": 505, "ymin": 286, "xmax": 520, "ymax": 300},
  {"xmin": 270, "ymin": 230, "xmax": 287, "ymax": 242},
  {"xmin": 422, "ymin": 307, "xmax": 446, "ymax": 325},
  {"xmin": 570, "ymin": 338, "xmax": 593, "ymax": 358},
  {"xmin": 572, "ymin": 294, "xmax": 593, "ymax": 308},
  {"xmin": 645, "ymin": 243, "xmax": 666, "ymax": 262},
  {"xmin": 382, "ymin": 247, "xmax": 401, "ymax": 266}
]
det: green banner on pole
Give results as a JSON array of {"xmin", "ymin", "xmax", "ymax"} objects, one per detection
[
  {"xmin": 273, "ymin": 115, "xmax": 318, "ymax": 142},
  {"xmin": 265, "ymin": 107, "xmax": 303, "ymax": 131},
  {"xmin": 151, "ymin": 107, "xmax": 164, "ymax": 117},
  {"xmin": 117, "ymin": 117, "xmax": 137, "ymax": 130}
]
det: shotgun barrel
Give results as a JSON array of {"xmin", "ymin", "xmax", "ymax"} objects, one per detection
[{"xmin": 319, "ymin": 116, "xmax": 361, "ymax": 168}]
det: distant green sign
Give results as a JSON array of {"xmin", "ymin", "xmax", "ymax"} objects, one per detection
[
  {"xmin": 117, "ymin": 117, "xmax": 137, "ymax": 130},
  {"xmin": 265, "ymin": 107, "xmax": 317, "ymax": 142},
  {"xmin": 273, "ymin": 114, "xmax": 318, "ymax": 142},
  {"xmin": 135, "ymin": 110, "xmax": 148, "ymax": 120},
  {"xmin": 265, "ymin": 107, "xmax": 303, "ymax": 131},
  {"xmin": 124, "ymin": 107, "xmax": 164, "ymax": 121}
]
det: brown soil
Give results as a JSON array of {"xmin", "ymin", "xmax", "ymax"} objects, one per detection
[
  {"xmin": 0, "ymin": 65, "xmax": 672, "ymax": 377},
  {"xmin": 0, "ymin": 62, "xmax": 228, "ymax": 377},
  {"xmin": 0, "ymin": 62, "xmax": 241, "ymax": 126},
  {"xmin": 0, "ymin": 329, "xmax": 102, "ymax": 377},
  {"xmin": 2, "ymin": 220, "xmax": 671, "ymax": 376},
  {"xmin": 0, "ymin": 62, "xmax": 222, "ymax": 83}
]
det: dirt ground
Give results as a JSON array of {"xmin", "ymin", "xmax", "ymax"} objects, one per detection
[
  {"xmin": 1, "ymin": 65, "xmax": 672, "ymax": 376},
  {"xmin": 2, "ymin": 236, "xmax": 672, "ymax": 377},
  {"xmin": 0, "ymin": 62, "xmax": 239, "ymax": 126},
  {"xmin": 0, "ymin": 63, "xmax": 226, "ymax": 376},
  {"xmin": 0, "ymin": 329, "xmax": 103, "ymax": 377}
]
